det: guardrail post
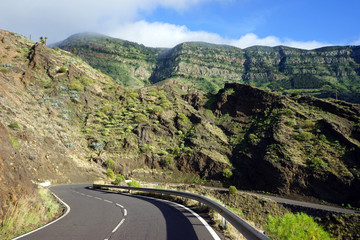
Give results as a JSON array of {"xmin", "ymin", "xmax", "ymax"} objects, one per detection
[
  {"xmin": 129, "ymin": 189, "xmax": 132, "ymax": 194},
  {"xmin": 222, "ymin": 216, "xmax": 226, "ymax": 229},
  {"xmin": 222, "ymin": 205, "xmax": 226, "ymax": 229}
]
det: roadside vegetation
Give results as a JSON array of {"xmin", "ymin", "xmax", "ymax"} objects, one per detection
[{"xmin": 0, "ymin": 187, "xmax": 61, "ymax": 240}]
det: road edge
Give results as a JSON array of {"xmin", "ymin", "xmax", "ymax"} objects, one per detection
[{"xmin": 12, "ymin": 191, "xmax": 71, "ymax": 240}]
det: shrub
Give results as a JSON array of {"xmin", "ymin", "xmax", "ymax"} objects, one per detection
[
  {"xmin": 307, "ymin": 157, "xmax": 328, "ymax": 171},
  {"xmin": 291, "ymin": 91, "xmax": 300, "ymax": 97},
  {"xmin": 134, "ymin": 113, "xmax": 147, "ymax": 123},
  {"xmin": 113, "ymin": 174, "xmax": 125, "ymax": 185},
  {"xmin": 223, "ymin": 168, "xmax": 233, "ymax": 179},
  {"xmin": 68, "ymin": 80, "xmax": 84, "ymax": 92},
  {"xmin": 8, "ymin": 122, "xmax": 20, "ymax": 130},
  {"xmin": 298, "ymin": 131, "xmax": 313, "ymax": 141},
  {"xmin": 81, "ymin": 77, "xmax": 95, "ymax": 86},
  {"xmin": 57, "ymin": 67, "xmax": 67, "ymax": 73},
  {"xmin": 101, "ymin": 105, "xmax": 112, "ymax": 113},
  {"xmin": 159, "ymin": 156, "xmax": 173, "ymax": 167},
  {"xmin": 264, "ymin": 212, "xmax": 332, "ymax": 240},
  {"xmin": 248, "ymin": 133, "xmax": 260, "ymax": 144},
  {"xmin": 178, "ymin": 113, "xmax": 188, "ymax": 121},
  {"xmin": 106, "ymin": 168, "xmax": 115, "ymax": 179},
  {"xmin": 1, "ymin": 68, "xmax": 8, "ymax": 74},
  {"xmin": 286, "ymin": 119, "xmax": 297, "ymax": 127},
  {"xmin": 158, "ymin": 150, "xmax": 169, "ymax": 156},
  {"xmin": 127, "ymin": 180, "xmax": 141, "ymax": 187},
  {"xmin": 106, "ymin": 158, "xmax": 115, "ymax": 169},
  {"xmin": 302, "ymin": 119, "xmax": 315, "ymax": 129},
  {"xmin": 229, "ymin": 186, "xmax": 237, "ymax": 195}
]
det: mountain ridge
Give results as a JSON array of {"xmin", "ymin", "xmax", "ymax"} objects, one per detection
[{"xmin": 55, "ymin": 32, "xmax": 360, "ymax": 102}]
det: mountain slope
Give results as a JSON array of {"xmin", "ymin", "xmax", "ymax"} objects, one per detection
[
  {"xmin": 55, "ymin": 33, "xmax": 166, "ymax": 88},
  {"xmin": 1, "ymin": 29, "xmax": 360, "ymax": 210},
  {"xmin": 56, "ymin": 34, "xmax": 360, "ymax": 102}
]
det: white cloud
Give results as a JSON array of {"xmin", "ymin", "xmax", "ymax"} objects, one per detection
[
  {"xmin": 0, "ymin": 0, "xmax": 332, "ymax": 49},
  {"xmin": 110, "ymin": 21, "xmax": 330, "ymax": 50},
  {"xmin": 0, "ymin": 0, "xmax": 212, "ymax": 43}
]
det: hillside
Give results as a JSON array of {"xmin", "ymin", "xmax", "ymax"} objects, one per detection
[
  {"xmin": 55, "ymin": 33, "xmax": 166, "ymax": 88},
  {"xmin": 1, "ymin": 29, "xmax": 360, "ymax": 239},
  {"xmin": 56, "ymin": 34, "xmax": 360, "ymax": 103},
  {"xmin": 2, "ymin": 29, "xmax": 360, "ymax": 206}
]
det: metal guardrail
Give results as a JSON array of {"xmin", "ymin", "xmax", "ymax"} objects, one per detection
[{"xmin": 93, "ymin": 184, "xmax": 270, "ymax": 240}]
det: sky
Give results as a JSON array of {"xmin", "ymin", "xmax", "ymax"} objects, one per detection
[{"xmin": 1, "ymin": 0, "xmax": 360, "ymax": 50}]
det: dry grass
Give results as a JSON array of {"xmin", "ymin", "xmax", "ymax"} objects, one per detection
[{"xmin": 0, "ymin": 187, "xmax": 61, "ymax": 240}]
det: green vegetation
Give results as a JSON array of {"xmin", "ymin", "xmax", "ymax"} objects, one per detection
[
  {"xmin": 1, "ymin": 68, "xmax": 9, "ymax": 74},
  {"xmin": 8, "ymin": 135, "xmax": 19, "ymax": 149},
  {"xmin": 228, "ymin": 186, "xmax": 237, "ymax": 195},
  {"xmin": 8, "ymin": 122, "xmax": 20, "ymax": 130},
  {"xmin": 113, "ymin": 174, "xmax": 125, "ymax": 185},
  {"xmin": 127, "ymin": 180, "xmax": 141, "ymax": 187},
  {"xmin": 57, "ymin": 67, "xmax": 67, "ymax": 73},
  {"xmin": 0, "ymin": 188, "xmax": 60, "ymax": 240},
  {"xmin": 264, "ymin": 213, "xmax": 332, "ymax": 240},
  {"xmin": 106, "ymin": 168, "xmax": 115, "ymax": 179},
  {"xmin": 68, "ymin": 80, "xmax": 84, "ymax": 92},
  {"xmin": 222, "ymin": 169, "xmax": 233, "ymax": 179}
]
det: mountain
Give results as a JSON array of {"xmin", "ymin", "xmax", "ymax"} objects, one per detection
[
  {"xmin": 55, "ymin": 32, "xmax": 167, "ymax": 88},
  {"xmin": 55, "ymin": 33, "xmax": 360, "ymax": 102},
  {"xmin": 1, "ymin": 29, "xmax": 360, "ymax": 208}
]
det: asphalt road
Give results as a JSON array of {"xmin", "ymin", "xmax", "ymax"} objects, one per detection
[{"xmin": 16, "ymin": 184, "xmax": 222, "ymax": 240}]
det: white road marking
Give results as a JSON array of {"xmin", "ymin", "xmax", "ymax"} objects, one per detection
[
  {"xmin": 94, "ymin": 197, "xmax": 102, "ymax": 200},
  {"xmin": 124, "ymin": 209, "xmax": 127, "ymax": 216},
  {"xmin": 112, "ymin": 218, "xmax": 125, "ymax": 233},
  {"xmin": 104, "ymin": 199, "xmax": 113, "ymax": 204},
  {"xmin": 13, "ymin": 192, "xmax": 71, "ymax": 240},
  {"xmin": 86, "ymin": 195, "xmax": 93, "ymax": 198},
  {"xmin": 137, "ymin": 195, "xmax": 221, "ymax": 240},
  {"xmin": 116, "ymin": 203, "xmax": 124, "ymax": 208}
]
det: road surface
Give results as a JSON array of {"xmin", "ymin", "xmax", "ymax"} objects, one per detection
[{"xmin": 16, "ymin": 184, "xmax": 222, "ymax": 240}]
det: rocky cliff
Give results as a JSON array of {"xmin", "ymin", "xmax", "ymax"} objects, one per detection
[{"xmin": 56, "ymin": 34, "xmax": 360, "ymax": 102}]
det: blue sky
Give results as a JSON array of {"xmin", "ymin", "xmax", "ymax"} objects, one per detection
[{"xmin": 1, "ymin": 0, "xmax": 359, "ymax": 49}]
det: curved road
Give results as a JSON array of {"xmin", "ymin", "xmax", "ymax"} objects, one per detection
[{"xmin": 16, "ymin": 184, "xmax": 222, "ymax": 240}]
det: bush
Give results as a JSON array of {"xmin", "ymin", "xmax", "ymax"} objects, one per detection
[
  {"xmin": 57, "ymin": 67, "xmax": 67, "ymax": 73},
  {"xmin": 113, "ymin": 174, "xmax": 125, "ymax": 185},
  {"xmin": 307, "ymin": 157, "xmax": 328, "ymax": 171},
  {"xmin": 302, "ymin": 119, "xmax": 315, "ymax": 129},
  {"xmin": 229, "ymin": 186, "xmax": 237, "ymax": 195},
  {"xmin": 298, "ymin": 131, "xmax": 313, "ymax": 141},
  {"xmin": 291, "ymin": 92, "xmax": 300, "ymax": 97},
  {"xmin": 264, "ymin": 212, "xmax": 332, "ymax": 240},
  {"xmin": 127, "ymin": 180, "xmax": 141, "ymax": 187},
  {"xmin": 106, "ymin": 168, "xmax": 115, "ymax": 179},
  {"xmin": 248, "ymin": 133, "xmax": 260, "ymax": 144},
  {"xmin": 1, "ymin": 68, "xmax": 9, "ymax": 74},
  {"xmin": 8, "ymin": 122, "xmax": 20, "ymax": 130},
  {"xmin": 223, "ymin": 169, "xmax": 233, "ymax": 179},
  {"xmin": 68, "ymin": 80, "xmax": 84, "ymax": 92},
  {"xmin": 106, "ymin": 158, "xmax": 115, "ymax": 169},
  {"xmin": 134, "ymin": 113, "xmax": 147, "ymax": 123},
  {"xmin": 286, "ymin": 119, "xmax": 297, "ymax": 127}
]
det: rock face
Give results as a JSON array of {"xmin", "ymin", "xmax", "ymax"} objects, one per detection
[
  {"xmin": 210, "ymin": 83, "xmax": 360, "ymax": 206},
  {"xmin": 150, "ymin": 43, "xmax": 360, "ymax": 102}
]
